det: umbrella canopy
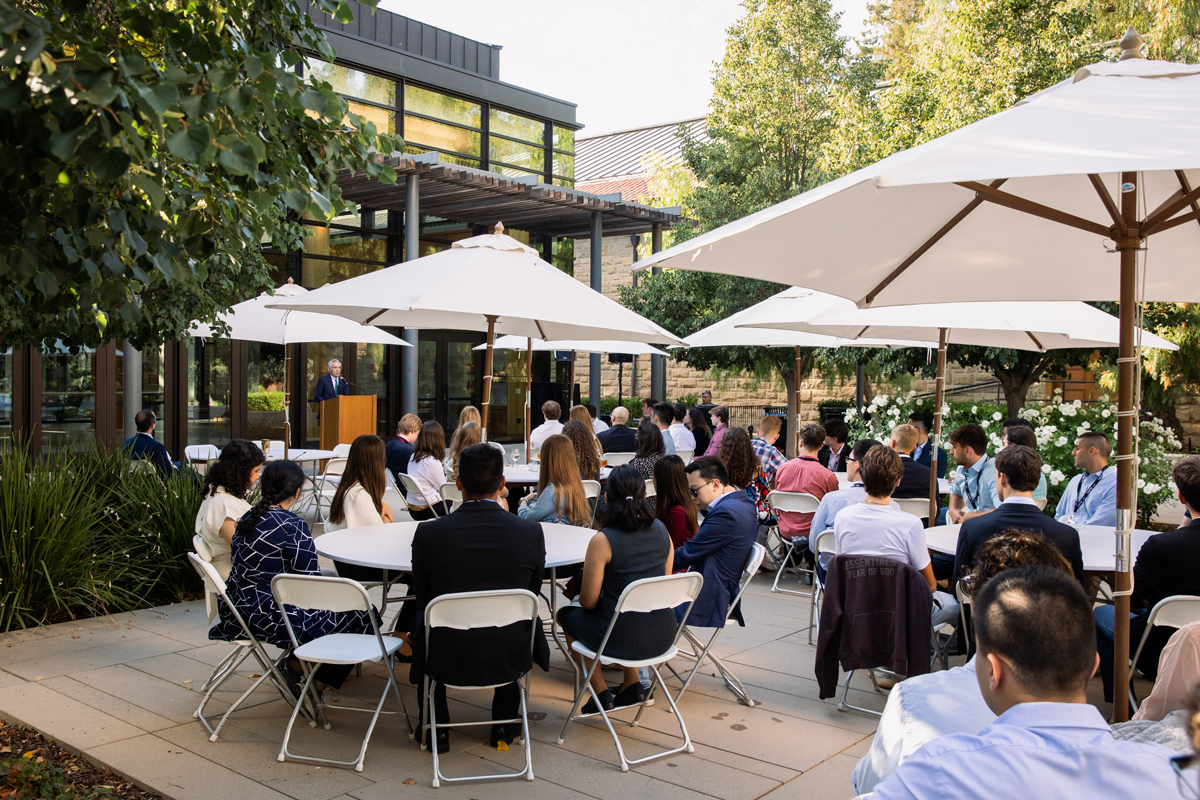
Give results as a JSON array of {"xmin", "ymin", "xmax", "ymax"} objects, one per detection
[
  {"xmin": 742, "ymin": 299, "xmax": 1178, "ymax": 352},
  {"xmin": 634, "ymin": 34, "xmax": 1198, "ymax": 721},
  {"xmin": 474, "ymin": 336, "xmax": 670, "ymax": 357},
  {"xmin": 190, "ymin": 280, "xmax": 408, "ymax": 347},
  {"xmin": 268, "ymin": 226, "xmax": 685, "ymax": 443}
]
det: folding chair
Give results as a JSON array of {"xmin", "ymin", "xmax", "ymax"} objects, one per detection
[
  {"xmin": 185, "ymin": 444, "xmax": 220, "ymax": 476},
  {"xmin": 187, "ymin": 554, "xmax": 299, "ymax": 742},
  {"xmin": 894, "ymin": 498, "xmax": 931, "ymax": 520},
  {"xmin": 603, "ymin": 452, "xmax": 636, "ymax": 466},
  {"xmin": 677, "ymin": 449, "xmax": 694, "ymax": 463},
  {"xmin": 808, "ymin": 529, "xmax": 836, "ymax": 644},
  {"xmin": 332, "ymin": 443, "xmax": 353, "ymax": 458},
  {"xmin": 1129, "ymin": 595, "xmax": 1200, "ymax": 712},
  {"xmin": 667, "ymin": 543, "xmax": 766, "ymax": 706},
  {"xmin": 582, "ymin": 480, "xmax": 602, "ymax": 525},
  {"xmin": 488, "ymin": 441, "xmax": 507, "ymax": 454},
  {"xmin": 558, "ymin": 573, "xmax": 704, "ymax": 772},
  {"xmin": 271, "ymin": 575, "xmax": 411, "ymax": 772},
  {"xmin": 305, "ymin": 457, "xmax": 347, "ymax": 523},
  {"xmin": 396, "ymin": 471, "xmax": 441, "ymax": 517},
  {"xmin": 768, "ymin": 490, "xmax": 820, "ymax": 596},
  {"xmin": 439, "ymin": 481, "xmax": 463, "ymax": 511},
  {"xmin": 193, "ymin": 535, "xmax": 222, "ymax": 621},
  {"xmin": 420, "ymin": 589, "xmax": 540, "ymax": 788},
  {"xmin": 645, "ymin": 478, "xmax": 657, "ymax": 498}
]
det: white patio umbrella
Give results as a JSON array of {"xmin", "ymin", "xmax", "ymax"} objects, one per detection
[
  {"xmin": 682, "ymin": 287, "xmax": 935, "ymax": 455},
  {"xmin": 191, "ymin": 279, "xmax": 409, "ymax": 455},
  {"xmin": 267, "ymin": 224, "xmax": 685, "ymax": 444},
  {"xmin": 635, "ymin": 33, "xmax": 1200, "ymax": 718},
  {"xmin": 741, "ymin": 299, "xmax": 1177, "ymax": 517},
  {"xmin": 473, "ymin": 336, "xmax": 671, "ymax": 461}
]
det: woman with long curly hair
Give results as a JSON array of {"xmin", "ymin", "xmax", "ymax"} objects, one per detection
[
  {"xmin": 444, "ymin": 421, "xmax": 481, "ymax": 482},
  {"xmin": 561, "ymin": 419, "xmax": 601, "ymax": 482},
  {"xmin": 719, "ymin": 426, "xmax": 775, "ymax": 522},
  {"xmin": 195, "ymin": 439, "xmax": 266, "ymax": 579},
  {"xmin": 569, "ymin": 404, "xmax": 604, "ymax": 457}
]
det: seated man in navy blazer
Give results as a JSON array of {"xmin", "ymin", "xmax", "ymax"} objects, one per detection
[
  {"xmin": 890, "ymin": 423, "xmax": 935, "ymax": 499},
  {"xmin": 597, "ymin": 406, "xmax": 637, "ymax": 452},
  {"xmin": 677, "ymin": 457, "xmax": 758, "ymax": 629},
  {"xmin": 908, "ymin": 411, "xmax": 948, "ymax": 478},
  {"xmin": 954, "ymin": 445, "xmax": 1084, "ymax": 584},
  {"xmin": 122, "ymin": 409, "xmax": 175, "ymax": 477}
]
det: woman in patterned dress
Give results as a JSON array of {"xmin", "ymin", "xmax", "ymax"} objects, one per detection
[{"xmin": 210, "ymin": 459, "xmax": 374, "ymax": 692}]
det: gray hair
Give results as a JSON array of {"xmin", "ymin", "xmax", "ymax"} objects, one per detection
[{"xmin": 327, "ymin": 359, "xmax": 341, "ymax": 369}]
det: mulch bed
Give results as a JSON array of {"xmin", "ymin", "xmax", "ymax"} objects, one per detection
[{"xmin": 0, "ymin": 720, "xmax": 160, "ymax": 799}]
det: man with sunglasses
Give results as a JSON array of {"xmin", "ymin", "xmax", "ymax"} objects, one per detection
[{"xmin": 675, "ymin": 457, "xmax": 758, "ymax": 629}]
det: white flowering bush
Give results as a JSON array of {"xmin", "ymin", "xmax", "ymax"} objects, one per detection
[{"xmin": 845, "ymin": 389, "xmax": 1180, "ymax": 524}]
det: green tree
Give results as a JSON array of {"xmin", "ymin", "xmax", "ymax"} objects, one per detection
[{"xmin": 0, "ymin": 0, "xmax": 400, "ymax": 351}]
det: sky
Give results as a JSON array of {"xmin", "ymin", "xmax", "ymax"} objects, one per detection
[{"xmin": 377, "ymin": 0, "xmax": 872, "ymax": 137}]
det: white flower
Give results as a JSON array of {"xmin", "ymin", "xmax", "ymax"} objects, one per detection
[
  {"xmin": 887, "ymin": 407, "xmax": 900, "ymax": 417},
  {"xmin": 1049, "ymin": 470, "xmax": 1066, "ymax": 486},
  {"xmin": 1137, "ymin": 478, "xmax": 1146, "ymax": 489},
  {"xmin": 981, "ymin": 420, "xmax": 990, "ymax": 428},
  {"xmin": 1144, "ymin": 482, "xmax": 1161, "ymax": 494},
  {"xmin": 992, "ymin": 412, "xmax": 1002, "ymax": 421},
  {"xmin": 971, "ymin": 405, "xmax": 978, "ymax": 414},
  {"xmin": 1041, "ymin": 464, "xmax": 1052, "ymax": 474},
  {"xmin": 907, "ymin": 390, "xmax": 917, "ymax": 398},
  {"xmin": 1055, "ymin": 436, "xmax": 1068, "ymax": 447},
  {"xmin": 1073, "ymin": 399, "xmax": 1082, "ymax": 408},
  {"xmin": 1077, "ymin": 427, "xmax": 1087, "ymax": 436}
]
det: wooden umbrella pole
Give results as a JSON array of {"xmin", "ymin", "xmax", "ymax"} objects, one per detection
[
  {"xmin": 794, "ymin": 345, "xmax": 803, "ymax": 457},
  {"xmin": 929, "ymin": 328, "xmax": 947, "ymax": 521},
  {"xmin": 525, "ymin": 337, "xmax": 533, "ymax": 464},
  {"xmin": 1111, "ymin": 171, "xmax": 1140, "ymax": 723},
  {"xmin": 480, "ymin": 315, "xmax": 498, "ymax": 444}
]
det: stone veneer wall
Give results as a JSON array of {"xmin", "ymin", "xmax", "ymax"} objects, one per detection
[{"xmin": 573, "ymin": 237, "xmax": 1014, "ymax": 418}]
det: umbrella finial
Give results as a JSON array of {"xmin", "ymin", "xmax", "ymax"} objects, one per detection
[
  {"xmin": 1119, "ymin": 27, "xmax": 1145, "ymax": 60},
  {"xmin": 286, "ymin": 277, "xmax": 294, "ymax": 284},
  {"xmin": 494, "ymin": 221, "xmax": 505, "ymax": 234}
]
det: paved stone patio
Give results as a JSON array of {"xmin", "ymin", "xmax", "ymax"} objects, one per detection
[{"xmin": 0, "ymin": 560, "xmax": 1135, "ymax": 800}]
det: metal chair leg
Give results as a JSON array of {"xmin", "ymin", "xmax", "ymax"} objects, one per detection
[
  {"xmin": 771, "ymin": 537, "xmax": 813, "ymax": 597},
  {"xmin": 836, "ymin": 670, "xmax": 885, "ymax": 717}
]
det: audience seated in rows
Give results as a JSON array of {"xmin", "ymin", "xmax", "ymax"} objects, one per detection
[
  {"xmin": 702, "ymin": 405, "xmax": 730, "ymax": 457},
  {"xmin": 774, "ymin": 423, "xmax": 840, "ymax": 542},
  {"xmin": 210, "ymin": 460, "xmax": 376, "ymax": 699},
  {"xmin": 653, "ymin": 455, "xmax": 699, "ymax": 549},
  {"xmin": 652, "ymin": 403, "xmax": 678, "ymax": 456},
  {"xmin": 907, "ymin": 411, "xmax": 946, "ymax": 479},
  {"xmin": 586, "ymin": 402, "xmax": 608, "ymax": 434},
  {"xmin": 1000, "ymin": 419, "xmax": 1048, "ymax": 501},
  {"xmin": 598, "ymin": 406, "xmax": 636, "ymax": 452},
  {"xmin": 195, "ymin": 439, "xmax": 265, "ymax": 580},
  {"xmin": 720, "ymin": 426, "xmax": 774, "ymax": 523},
  {"xmin": 517, "ymin": 433, "xmax": 591, "ymax": 526},
  {"xmin": 569, "ymin": 405, "xmax": 605, "ymax": 458},
  {"xmin": 832, "ymin": 445, "xmax": 959, "ymax": 628},
  {"xmin": 561, "ymin": 419, "xmax": 602, "ymax": 482},
  {"xmin": 668, "ymin": 402, "xmax": 695, "ymax": 453},
  {"xmin": 405, "ymin": 421, "xmax": 450, "ymax": 520},
  {"xmin": 685, "ymin": 408, "xmax": 713, "ymax": 458},
  {"xmin": 408, "ymin": 443, "xmax": 549, "ymax": 751},
  {"xmin": 818, "ymin": 419, "xmax": 853, "ymax": 473},
  {"xmin": 1055, "ymin": 431, "xmax": 1118, "ymax": 527},
  {"xmin": 630, "ymin": 421, "xmax": 667, "ymax": 478},
  {"xmin": 809, "ymin": 438, "xmax": 888, "ymax": 554},
  {"xmin": 529, "ymin": 400, "xmax": 564, "ymax": 451},
  {"xmin": 751, "ymin": 415, "xmax": 788, "ymax": 485},
  {"xmin": 558, "ymin": 465, "xmax": 675, "ymax": 713},
  {"xmin": 385, "ymin": 413, "xmax": 421, "ymax": 481},
  {"xmin": 871, "ymin": 565, "xmax": 1190, "ymax": 799},
  {"xmin": 945, "ymin": 424, "xmax": 998, "ymax": 525},
  {"xmin": 443, "ymin": 421, "xmax": 481, "ymax": 483},
  {"xmin": 890, "ymin": 423, "xmax": 934, "ymax": 500},
  {"xmin": 1097, "ymin": 455, "xmax": 1200, "ymax": 703}
]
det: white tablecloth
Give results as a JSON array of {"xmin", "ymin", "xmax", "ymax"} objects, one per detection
[
  {"xmin": 840, "ymin": 478, "xmax": 951, "ymax": 494},
  {"xmin": 504, "ymin": 465, "xmax": 612, "ymax": 485},
  {"xmin": 314, "ymin": 520, "xmax": 594, "ymax": 571},
  {"xmin": 853, "ymin": 658, "xmax": 995, "ymax": 795},
  {"xmin": 925, "ymin": 523, "xmax": 1158, "ymax": 572}
]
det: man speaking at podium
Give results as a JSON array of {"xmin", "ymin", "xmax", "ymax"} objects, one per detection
[{"xmin": 314, "ymin": 359, "xmax": 349, "ymax": 422}]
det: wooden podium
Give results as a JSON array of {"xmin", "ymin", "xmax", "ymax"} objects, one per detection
[{"xmin": 319, "ymin": 395, "xmax": 377, "ymax": 451}]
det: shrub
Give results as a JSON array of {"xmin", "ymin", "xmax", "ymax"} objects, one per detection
[
  {"xmin": 584, "ymin": 397, "xmax": 644, "ymax": 422},
  {"xmin": 247, "ymin": 391, "xmax": 285, "ymax": 411},
  {"xmin": 845, "ymin": 390, "xmax": 1179, "ymax": 525},
  {"xmin": 674, "ymin": 394, "xmax": 699, "ymax": 407}
]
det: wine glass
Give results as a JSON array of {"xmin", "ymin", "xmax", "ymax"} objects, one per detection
[{"xmin": 510, "ymin": 448, "xmax": 521, "ymax": 468}]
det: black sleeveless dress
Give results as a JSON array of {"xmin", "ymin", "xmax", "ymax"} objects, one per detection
[{"xmin": 557, "ymin": 520, "xmax": 677, "ymax": 660}]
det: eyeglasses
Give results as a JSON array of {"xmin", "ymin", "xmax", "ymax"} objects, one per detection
[
  {"xmin": 688, "ymin": 486, "xmax": 702, "ymax": 499},
  {"xmin": 846, "ymin": 457, "xmax": 858, "ymax": 464},
  {"xmin": 1172, "ymin": 754, "xmax": 1197, "ymax": 778}
]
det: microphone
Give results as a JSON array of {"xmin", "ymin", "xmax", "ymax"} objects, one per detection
[{"xmin": 343, "ymin": 380, "xmax": 364, "ymax": 395}]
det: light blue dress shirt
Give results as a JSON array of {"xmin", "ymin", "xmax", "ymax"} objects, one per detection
[
  {"xmin": 660, "ymin": 427, "xmax": 677, "ymax": 456},
  {"xmin": 949, "ymin": 455, "xmax": 999, "ymax": 513},
  {"xmin": 517, "ymin": 483, "xmax": 564, "ymax": 524},
  {"xmin": 808, "ymin": 483, "xmax": 898, "ymax": 551},
  {"xmin": 1033, "ymin": 471, "xmax": 1048, "ymax": 500},
  {"xmin": 1054, "ymin": 466, "xmax": 1118, "ymax": 526},
  {"xmin": 872, "ymin": 702, "xmax": 1191, "ymax": 800}
]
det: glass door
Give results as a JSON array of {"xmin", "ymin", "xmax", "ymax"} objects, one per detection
[{"xmin": 415, "ymin": 331, "xmax": 483, "ymax": 434}]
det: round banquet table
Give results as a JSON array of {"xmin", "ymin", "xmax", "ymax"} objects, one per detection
[
  {"xmin": 925, "ymin": 523, "xmax": 1159, "ymax": 573},
  {"xmin": 841, "ymin": 477, "xmax": 952, "ymax": 495},
  {"xmin": 504, "ymin": 464, "xmax": 612, "ymax": 486},
  {"xmin": 276, "ymin": 448, "xmax": 338, "ymax": 462}
]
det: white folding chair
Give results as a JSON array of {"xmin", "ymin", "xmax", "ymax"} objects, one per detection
[
  {"xmin": 310, "ymin": 457, "xmax": 348, "ymax": 523},
  {"xmin": 271, "ymin": 574, "xmax": 411, "ymax": 772},
  {"xmin": 1129, "ymin": 595, "xmax": 1200, "ymax": 712},
  {"xmin": 582, "ymin": 480, "xmax": 602, "ymax": 525},
  {"xmin": 645, "ymin": 478, "xmax": 657, "ymax": 498},
  {"xmin": 332, "ymin": 443, "xmax": 353, "ymax": 458},
  {"xmin": 420, "ymin": 590, "xmax": 540, "ymax": 788},
  {"xmin": 268, "ymin": 440, "xmax": 286, "ymax": 458},
  {"xmin": 895, "ymin": 497, "xmax": 932, "ymax": 520},
  {"xmin": 558, "ymin": 573, "xmax": 704, "ymax": 772},
  {"xmin": 185, "ymin": 444, "xmax": 220, "ymax": 475},
  {"xmin": 677, "ymin": 449, "xmax": 694, "ymax": 463},
  {"xmin": 604, "ymin": 452, "xmax": 636, "ymax": 466},
  {"xmin": 187, "ymin": 554, "xmax": 299, "ymax": 741},
  {"xmin": 767, "ymin": 490, "xmax": 821, "ymax": 596},
  {"xmin": 488, "ymin": 441, "xmax": 506, "ymax": 454},
  {"xmin": 128, "ymin": 459, "xmax": 158, "ymax": 476},
  {"xmin": 395, "ymin": 471, "xmax": 441, "ymax": 517},
  {"xmin": 667, "ymin": 543, "xmax": 766, "ymax": 706},
  {"xmin": 808, "ymin": 529, "xmax": 836, "ymax": 644},
  {"xmin": 1034, "ymin": 497, "xmax": 1048, "ymax": 510},
  {"xmin": 439, "ymin": 481, "xmax": 463, "ymax": 510},
  {"xmin": 193, "ymin": 535, "xmax": 221, "ymax": 621}
]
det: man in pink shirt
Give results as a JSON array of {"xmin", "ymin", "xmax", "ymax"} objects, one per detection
[{"xmin": 774, "ymin": 422, "xmax": 840, "ymax": 540}]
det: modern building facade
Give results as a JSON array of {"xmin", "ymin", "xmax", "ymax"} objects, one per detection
[{"xmin": 1, "ymin": 1, "xmax": 684, "ymax": 457}]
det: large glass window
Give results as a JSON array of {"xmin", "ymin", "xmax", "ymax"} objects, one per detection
[
  {"xmin": 247, "ymin": 342, "xmax": 287, "ymax": 444},
  {"xmin": 403, "ymin": 116, "xmax": 481, "ymax": 161},
  {"xmin": 552, "ymin": 124, "xmax": 575, "ymax": 186},
  {"xmin": 404, "ymin": 85, "xmax": 483, "ymax": 167},
  {"xmin": 489, "ymin": 137, "xmax": 543, "ymax": 175},
  {"xmin": 300, "ymin": 213, "xmax": 390, "ymax": 287},
  {"xmin": 405, "ymin": 86, "xmax": 481, "ymax": 128},
  {"xmin": 189, "ymin": 339, "xmax": 233, "ymax": 448},
  {"xmin": 355, "ymin": 341, "xmax": 389, "ymax": 439},
  {"xmin": 41, "ymin": 346, "xmax": 96, "ymax": 454},
  {"xmin": 489, "ymin": 108, "xmax": 544, "ymax": 178},
  {"xmin": 305, "ymin": 344, "xmax": 344, "ymax": 444},
  {"xmin": 307, "ymin": 59, "xmax": 395, "ymax": 106},
  {"xmin": 117, "ymin": 343, "xmax": 166, "ymax": 446},
  {"xmin": 348, "ymin": 100, "xmax": 396, "ymax": 136},
  {"xmin": 0, "ymin": 349, "xmax": 11, "ymax": 454}
]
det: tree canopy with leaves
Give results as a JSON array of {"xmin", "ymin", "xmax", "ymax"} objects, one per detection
[{"xmin": 0, "ymin": 0, "xmax": 399, "ymax": 351}]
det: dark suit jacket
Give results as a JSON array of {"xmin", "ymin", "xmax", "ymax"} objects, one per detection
[
  {"xmin": 408, "ymin": 502, "xmax": 549, "ymax": 688},
  {"xmin": 314, "ymin": 374, "xmax": 348, "ymax": 404},
  {"xmin": 597, "ymin": 424, "xmax": 637, "ymax": 453},
  {"xmin": 818, "ymin": 442, "xmax": 852, "ymax": 473},
  {"xmin": 123, "ymin": 433, "xmax": 173, "ymax": 476},
  {"xmin": 385, "ymin": 437, "xmax": 414, "ymax": 481},
  {"xmin": 894, "ymin": 455, "xmax": 934, "ymax": 500},
  {"xmin": 954, "ymin": 501, "xmax": 1085, "ymax": 583},
  {"xmin": 674, "ymin": 492, "xmax": 758, "ymax": 628},
  {"xmin": 1132, "ymin": 519, "xmax": 1200, "ymax": 610},
  {"xmin": 913, "ymin": 440, "xmax": 948, "ymax": 479}
]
